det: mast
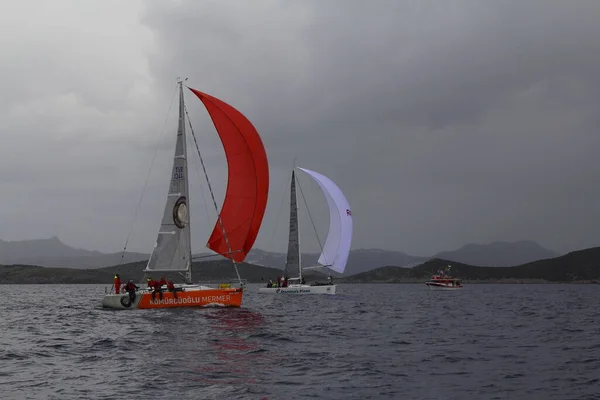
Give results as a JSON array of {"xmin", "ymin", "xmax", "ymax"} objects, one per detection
[
  {"xmin": 179, "ymin": 80, "xmax": 193, "ymax": 283},
  {"xmin": 296, "ymin": 171, "xmax": 302, "ymax": 282},
  {"xmin": 283, "ymin": 169, "xmax": 301, "ymax": 280}
]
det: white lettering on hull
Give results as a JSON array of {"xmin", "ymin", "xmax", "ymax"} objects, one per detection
[{"xmin": 149, "ymin": 295, "xmax": 232, "ymax": 306}]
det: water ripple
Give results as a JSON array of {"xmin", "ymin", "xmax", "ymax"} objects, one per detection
[{"xmin": 0, "ymin": 283, "xmax": 599, "ymax": 399}]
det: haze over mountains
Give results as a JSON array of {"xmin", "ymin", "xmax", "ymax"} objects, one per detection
[{"xmin": 0, "ymin": 237, "xmax": 560, "ymax": 273}]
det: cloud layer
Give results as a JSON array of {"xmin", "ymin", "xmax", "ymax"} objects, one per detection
[{"xmin": 1, "ymin": 0, "xmax": 600, "ymax": 256}]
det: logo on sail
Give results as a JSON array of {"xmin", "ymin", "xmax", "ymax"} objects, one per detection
[
  {"xmin": 346, "ymin": 209, "xmax": 352, "ymax": 216},
  {"xmin": 173, "ymin": 196, "xmax": 188, "ymax": 229}
]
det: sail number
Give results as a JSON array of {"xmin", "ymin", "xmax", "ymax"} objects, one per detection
[{"xmin": 173, "ymin": 166, "xmax": 185, "ymax": 180}]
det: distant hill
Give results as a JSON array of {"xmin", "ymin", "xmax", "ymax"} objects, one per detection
[
  {"xmin": 246, "ymin": 248, "xmax": 427, "ymax": 275},
  {"xmin": 0, "ymin": 238, "xmax": 427, "ymax": 273},
  {"xmin": 0, "ymin": 259, "xmax": 330, "ymax": 285},
  {"xmin": 1, "ymin": 246, "xmax": 598, "ymax": 284},
  {"xmin": 0, "ymin": 237, "xmax": 560, "ymax": 274},
  {"xmin": 432, "ymin": 240, "xmax": 559, "ymax": 267},
  {"xmin": 341, "ymin": 246, "xmax": 600, "ymax": 283},
  {"xmin": 0, "ymin": 237, "xmax": 148, "ymax": 268}
]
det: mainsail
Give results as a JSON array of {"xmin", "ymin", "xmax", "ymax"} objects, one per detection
[
  {"xmin": 188, "ymin": 88, "xmax": 269, "ymax": 263},
  {"xmin": 297, "ymin": 167, "xmax": 353, "ymax": 274},
  {"xmin": 283, "ymin": 170, "xmax": 300, "ymax": 279},
  {"xmin": 146, "ymin": 86, "xmax": 192, "ymax": 272}
]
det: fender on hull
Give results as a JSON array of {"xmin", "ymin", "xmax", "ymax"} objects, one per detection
[{"xmin": 102, "ymin": 288, "xmax": 243, "ymax": 309}]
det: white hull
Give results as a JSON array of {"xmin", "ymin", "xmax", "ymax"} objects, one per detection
[
  {"xmin": 258, "ymin": 284, "xmax": 336, "ymax": 295},
  {"xmin": 102, "ymin": 292, "xmax": 143, "ymax": 309},
  {"xmin": 426, "ymin": 283, "xmax": 462, "ymax": 291}
]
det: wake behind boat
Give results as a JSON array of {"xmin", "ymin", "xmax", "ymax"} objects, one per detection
[
  {"xmin": 258, "ymin": 167, "xmax": 352, "ymax": 295},
  {"xmin": 102, "ymin": 80, "xmax": 269, "ymax": 309},
  {"xmin": 425, "ymin": 265, "xmax": 463, "ymax": 290}
]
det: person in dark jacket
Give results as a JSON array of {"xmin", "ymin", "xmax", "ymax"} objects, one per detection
[{"xmin": 124, "ymin": 280, "xmax": 139, "ymax": 302}]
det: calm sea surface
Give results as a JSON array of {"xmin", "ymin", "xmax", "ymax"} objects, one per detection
[{"xmin": 0, "ymin": 283, "xmax": 599, "ymax": 399}]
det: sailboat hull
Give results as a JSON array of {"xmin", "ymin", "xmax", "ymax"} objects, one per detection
[
  {"xmin": 257, "ymin": 284, "xmax": 336, "ymax": 295},
  {"xmin": 102, "ymin": 287, "xmax": 243, "ymax": 309}
]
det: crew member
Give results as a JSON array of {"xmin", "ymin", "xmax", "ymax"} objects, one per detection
[
  {"xmin": 124, "ymin": 280, "xmax": 139, "ymax": 302},
  {"xmin": 113, "ymin": 274, "xmax": 121, "ymax": 294},
  {"xmin": 152, "ymin": 279, "xmax": 163, "ymax": 300},
  {"xmin": 166, "ymin": 278, "xmax": 178, "ymax": 298}
]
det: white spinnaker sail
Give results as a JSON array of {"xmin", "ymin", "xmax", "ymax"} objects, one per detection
[{"xmin": 297, "ymin": 167, "xmax": 352, "ymax": 274}]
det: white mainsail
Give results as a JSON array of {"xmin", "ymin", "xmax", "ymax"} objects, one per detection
[
  {"xmin": 145, "ymin": 86, "xmax": 192, "ymax": 273},
  {"xmin": 297, "ymin": 167, "xmax": 352, "ymax": 274}
]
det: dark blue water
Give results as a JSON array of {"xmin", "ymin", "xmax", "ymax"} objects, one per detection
[{"xmin": 1, "ymin": 284, "xmax": 599, "ymax": 399}]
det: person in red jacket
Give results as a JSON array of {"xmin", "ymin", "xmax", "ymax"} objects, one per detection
[
  {"xmin": 151, "ymin": 279, "xmax": 163, "ymax": 300},
  {"xmin": 113, "ymin": 274, "xmax": 121, "ymax": 294},
  {"xmin": 166, "ymin": 278, "xmax": 178, "ymax": 298}
]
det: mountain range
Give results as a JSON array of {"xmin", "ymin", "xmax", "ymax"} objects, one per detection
[
  {"xmin": 0, "ymin": 237, "xmax": 560, "ymax": 274},
  {"xmin": 1, "ymin": 246, "xmax": 598, "ymax": 284},
  {"xmin": 339, "ymin": 246, "xmax": 600, "ymax": 283}
]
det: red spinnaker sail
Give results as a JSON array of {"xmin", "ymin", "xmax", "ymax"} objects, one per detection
[{"xmin": 188, "ymin": 88, "xmax": 269, "ymax": 263}]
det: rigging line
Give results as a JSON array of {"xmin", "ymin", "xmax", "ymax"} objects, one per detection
[
  {"xmin": 184, "ymin": 105, "xmax": 242, "ymax": 285},
  {"xmin": 296, "ymin": 175, "xmax": 327, "ymax": 263},
  {"xmin": 186, "ymin": 113, "xmax": 212, "ymax": 229},
  {"xmin": 116, "ymin": 83, "xmax": 179, "ymax": 271}
]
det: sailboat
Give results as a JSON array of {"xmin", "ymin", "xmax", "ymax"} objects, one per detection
[
  {"xmin": 102, "ymin": 80, "xmax": 269, "ymax": 309},
  {"xmin": 258, "ymin": 167, "xmax": 352, "ymax": 295}
]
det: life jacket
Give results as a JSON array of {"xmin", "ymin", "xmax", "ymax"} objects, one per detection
[{"xmin": 167, "ymin": 280, "xmax": 175, "ymax": 290}]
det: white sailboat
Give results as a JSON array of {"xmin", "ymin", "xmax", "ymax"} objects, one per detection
[
  {"xmin": 102, "ymin": 80, "xmax": 269, "ymax": 309},
  {"xmin": 258, "ymin": 167, "xmax": 352, "ymax": 295}
]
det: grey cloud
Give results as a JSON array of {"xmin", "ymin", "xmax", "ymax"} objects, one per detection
[
  {"xmin": 140, "ymin": 0, "xmax": 600, "ymax": 256},
  {"xmin": 1, "ymin": 0, "xmax": 600, "ymax": 258}
]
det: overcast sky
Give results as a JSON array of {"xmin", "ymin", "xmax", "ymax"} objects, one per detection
[{"xmin": 1, "ymin": 0, "xmax": 600, "ymax": 257}]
